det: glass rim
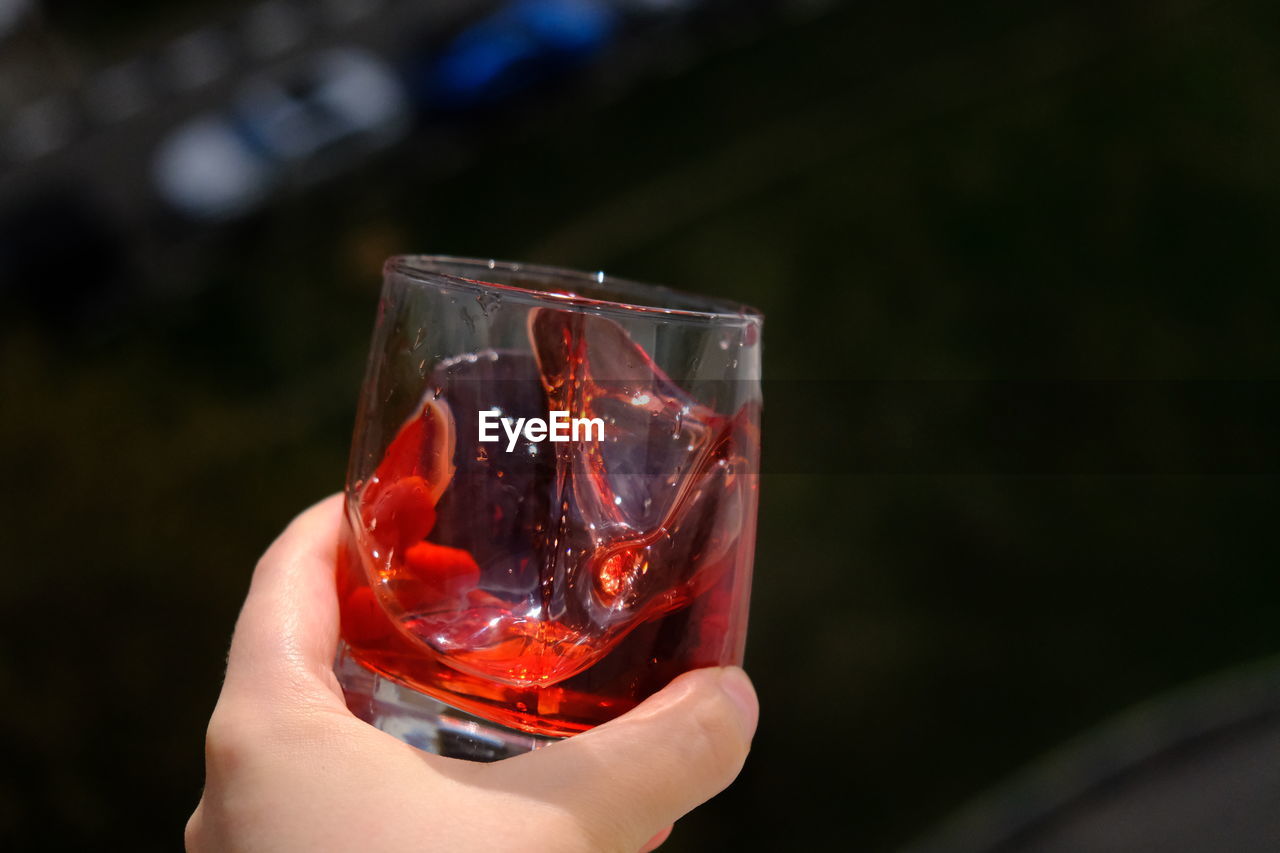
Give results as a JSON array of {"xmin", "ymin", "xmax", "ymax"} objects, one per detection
[{"xmin": 384, "ymin": 255, "xmax": 764, "ymax": 325}]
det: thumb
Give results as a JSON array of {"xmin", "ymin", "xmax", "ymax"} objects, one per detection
[
  {"xmin": 499, "ymin": 666, "xmax": 758, "ymax": 850},
  {"xmin": 221, "ymin": 493, "xmax": 347, "ymax": 711}
]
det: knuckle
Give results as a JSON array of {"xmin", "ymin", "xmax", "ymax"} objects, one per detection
[
  {"xmin": 203, "ymin": 705, "xmax": 256, "ymax": 775},
  {"xmin": 183, "ymin": 805, "xmax": 204, "ymax": 852}
]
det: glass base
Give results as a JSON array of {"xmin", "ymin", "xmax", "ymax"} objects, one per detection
[{"xmin": 334, "ymin": 641, "xmax": 560, "ymax": 761}]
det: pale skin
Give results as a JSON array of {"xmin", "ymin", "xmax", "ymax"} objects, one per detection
[{"xmin": 186, "ymin": 494, "xmax": 759, "ymax": 853}]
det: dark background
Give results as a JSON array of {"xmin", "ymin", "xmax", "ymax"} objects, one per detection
[{"xmin": 2, "ymin": 0, "xmax": 1279, "ymax": 850}]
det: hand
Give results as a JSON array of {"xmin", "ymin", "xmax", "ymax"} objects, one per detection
[{"xmin": 186, "ymin": 495, "xmax": 759, "ymax": 853}]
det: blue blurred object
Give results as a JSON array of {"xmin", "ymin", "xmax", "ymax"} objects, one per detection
[
  {"xmin": 151, "ymin": 48, "xmax": 409, "ymax": 221},
  {"xmin": 232, "ymin": 48, "xmax": 410, "ymax": 164},
  {"xmin": 427, "ymin": 0, "xmax": 617, "ymax": 108}
]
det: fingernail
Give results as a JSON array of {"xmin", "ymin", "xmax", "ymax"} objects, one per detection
[{"xmin": 719, "ymin": 666, "xmax": 759, "ymax": 738}]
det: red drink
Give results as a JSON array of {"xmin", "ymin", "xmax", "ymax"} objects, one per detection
[{"xmin": 338, "ymin": 306, "xmax": 760, "ymax": 736}]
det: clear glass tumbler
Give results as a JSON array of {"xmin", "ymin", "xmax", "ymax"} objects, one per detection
[{"xmin": 335, "ymin": 256, "xmax": 762, "ymax": 760}]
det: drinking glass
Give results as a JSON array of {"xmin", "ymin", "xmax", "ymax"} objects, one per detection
[{"xmin": 334, "ymin": 256, "xmax": 762, "ymax": 760}]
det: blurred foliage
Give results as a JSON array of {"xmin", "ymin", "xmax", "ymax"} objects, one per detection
[{"xmin": 3, "ymin": 0, "xmax": 1280, "ymax": 850}]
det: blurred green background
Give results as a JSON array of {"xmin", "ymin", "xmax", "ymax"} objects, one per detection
[{"xmin": 2, "ymin": 0, "xmax": 1279, "ymax": 849}]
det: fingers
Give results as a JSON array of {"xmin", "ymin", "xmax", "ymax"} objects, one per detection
[
  {"xmin": 221, "ymin": 493, "xmax": 347, "ymax": 711},
  {"xmin": 498, "ymin": 667, "xmax": 758, "ymax": 849}
]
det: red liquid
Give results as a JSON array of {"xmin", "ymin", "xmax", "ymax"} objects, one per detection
[{"xmin": 338, "ymin": 309, "xmax": 759, "ymax": 736}]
